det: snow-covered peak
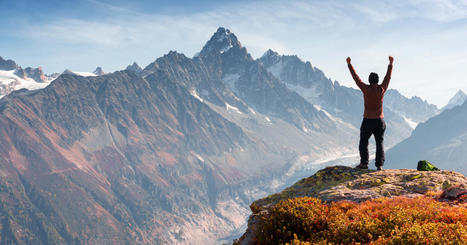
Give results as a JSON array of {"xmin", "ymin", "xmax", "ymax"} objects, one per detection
[
  {"xmin": 214, "ymin": 27, "xmax": 231, "ymax": 42},
  {"xmin": 0, "ymin": 70, "xmax": 50, "ymax": 98},
  {"xmin": 444, "ymin": 89, "xmax": 467, "ymax": 110},
  {"xmin": 63, "ymin": 69, "xmax": 97, "ymax": 77},
  {"xmin": 0, "ymin": 56, "xmax": 56, "ymax": 97},
  {"xmin": 199, "ymin": 27, "xmax": 242, "ymax": 57}
]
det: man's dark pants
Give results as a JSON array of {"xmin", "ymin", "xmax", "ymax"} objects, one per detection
[{"xmin": 359, "ymin": 118, "xmax": 386, "ymax": 167}]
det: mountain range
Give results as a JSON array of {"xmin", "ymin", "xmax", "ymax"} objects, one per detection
[{"xmin": 0, "ymin": 27, "xmax": 451, "ymax": 244}]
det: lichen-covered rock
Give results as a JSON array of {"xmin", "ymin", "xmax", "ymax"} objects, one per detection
[
  {"xmin": 251, "ymin": 166, "xmax": 372, "ymax": 209},
  {"xmin": 440, "ymin": 185, "xmax": 467, "ymax": 202},
  {"xmin": 252, "ymin": 166, "xmax": 467, "ymax": 210}
]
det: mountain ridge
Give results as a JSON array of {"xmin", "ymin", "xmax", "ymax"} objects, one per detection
[{"xmin": 0, "ymin": 27, "xmax": 454, "ymax": 244}]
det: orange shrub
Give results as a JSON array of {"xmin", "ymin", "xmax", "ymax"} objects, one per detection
[{"xmin": 255, "ymin": 196, "xmax": 467, "ymax": 244}]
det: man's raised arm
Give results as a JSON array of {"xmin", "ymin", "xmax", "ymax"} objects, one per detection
[
  {"xmin": 347, "ymin": 57, "xmax": 365, "ymax": 91},
  {"xmin": 381, "ymin": 56, "xmax": 394, "ymax": 91}
]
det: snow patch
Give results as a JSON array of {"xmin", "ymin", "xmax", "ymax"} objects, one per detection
[
  {"xmin": 263, "ymin": 116, "xmax": 273, "ymax": 125},
  {"xmin": 220, "ymin": 43, "xmax": 233, "ymax": 54},
  {"xmin": 313, "ymin": 105, "xmax": 332, "ymax": 118},
  {"xmin": 190, "ymin": 89, "xmax": 204, "ymax": 102},
  {"xmin": 0, "ymin": 70, "xmax": 50, "ymax": 96},
  {"xmin": 72, "ymin": 71, "xmax": 97, "ymax": 77},
  {"xmin": 216, "ymin": 32, "xmax": 229, "ymax": 42},
  {"xmin": 402, "ymin": 115, "xmax": 418, "ymax": 129},
  {"xmin": 225, "ymin": 103, "xmax": 242, "ymax": 114},
  {"xmin": 191, "ymin": 152, "xmax": 205, "ymax": 162},
  {"xmin": 287, "ymin": 83, "xmax": 321, "ymax": 104}
]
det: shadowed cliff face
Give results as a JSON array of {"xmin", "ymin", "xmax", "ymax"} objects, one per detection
[{"xmin": 0, "ymin": 70, "xmax": 260, "ymax": 244}]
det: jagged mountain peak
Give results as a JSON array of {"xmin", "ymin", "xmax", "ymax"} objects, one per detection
[
  {"xmin": 199, "ymin": 27, "xmax": 243, "ymax": 57},
  {"xmin": 165, "ymin": 50, "xmax": 188, "ymax": 59},
  {"xmin": 258, "ymin": 49, "xmax": 282, "ymax": 67},
  {"xmin": 141, "ymin": 51, "xmax": 192, "ymax": 76},
  {"xmin": 126, "ymin": 61, "xmax": 142, "ymax": 73},
  {"xmin": 261, "ymin": 49, "xmax": 280, "ymax": 58},
  {"xmin": 0, "ymin": 56, "xmax": 20, "ymax": 71},
  {"xmin": 257, "ymin": 50, "xmax": 316, "ymax": 75},
  {"xmin": 443, "ymin": 89, "xmax": 467, "ymax": 110},
  {"xmin": 93, "ymin": 66, "xmax": 105, "ymax": 75},
  {"xmin": 455, "ymin": 89, "xmax": 465, "ymax": 96},
  {"xmin": 258, "ymin": 50, "xmax": 329, "ymax": 89},
  {"xmin": 449, "ymin": 89, "xmax": 466, "ymax": 103}
]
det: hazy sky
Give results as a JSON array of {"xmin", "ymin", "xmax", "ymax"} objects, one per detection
[{"xmin": 2, "ymin": 0, "xmax": 467, "ymax": 107}]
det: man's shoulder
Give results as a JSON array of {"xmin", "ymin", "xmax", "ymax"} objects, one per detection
[{"xmin": 378, "ymin": 84, "xmax": 387, "ymax": 93}]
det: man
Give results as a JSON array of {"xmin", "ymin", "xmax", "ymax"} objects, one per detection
[{"xmin": 347, "ymin": 56, "xmax": 393, "ymax": 170}]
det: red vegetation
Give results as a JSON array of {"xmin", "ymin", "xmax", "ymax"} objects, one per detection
[{"xmin": 254, "ymin": 196, "xmax": 467, "ymax": 244}]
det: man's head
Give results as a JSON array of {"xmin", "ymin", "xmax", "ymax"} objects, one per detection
[{"xmin": 369, "ymin": 72, "xmax": 379, "ymax": 84}]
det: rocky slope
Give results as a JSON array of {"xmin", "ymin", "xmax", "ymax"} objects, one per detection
[{"xmin": 238, "ymin": 166, "xmax": 467, "ymax": 244}]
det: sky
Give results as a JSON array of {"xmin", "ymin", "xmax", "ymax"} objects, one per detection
[{"xmin": 1, "ymin": 0, "xmax": 467, "ymax": 107}]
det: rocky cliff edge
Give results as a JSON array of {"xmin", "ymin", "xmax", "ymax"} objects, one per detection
[{"xmin": 237, "ymin": 166, "xmax": 467, "ymax": 244}]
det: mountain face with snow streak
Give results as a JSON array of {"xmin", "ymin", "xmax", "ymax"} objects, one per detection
[
  {"xmin": 257, "ymin": 50, "xmax": 439, "ymax": 146},
  {"xmin": 384, "ymin": 89, "xmax": 439, "ymax": 123},
  {"xmin": 443, "ymin": 89, "xmax": 467, "ymax": 110}
]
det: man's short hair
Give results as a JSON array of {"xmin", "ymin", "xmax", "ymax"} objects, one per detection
[{"xmin": 369, "ymin": 72, "xmax": 379, "ymax": 84}]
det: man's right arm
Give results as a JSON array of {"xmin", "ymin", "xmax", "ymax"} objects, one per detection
[{"xmin": 347, "ymin": 57, "xmax": 365, "ymax": 91}]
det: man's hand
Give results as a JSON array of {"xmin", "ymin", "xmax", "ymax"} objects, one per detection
[
  {"xmin": 389, "ymin": 56, "xmax": 394, "ymax": 65},
  {"xmin": 346, "ymin": 57, "xmax": 351, "ymax": 65}
]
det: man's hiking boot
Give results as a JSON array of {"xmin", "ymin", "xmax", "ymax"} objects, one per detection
[
  {"xmin": 377, "ymin": 166, "xmax": 383, "ymax": 171},
  {"xmin": 355, "ymin": 164, "xmax": 369, "ymax": 170}
]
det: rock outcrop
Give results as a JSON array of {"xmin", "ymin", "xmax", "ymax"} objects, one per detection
[{"xmin": 238, "ymin": 166, "xmax": 467, "ymax": 244}]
